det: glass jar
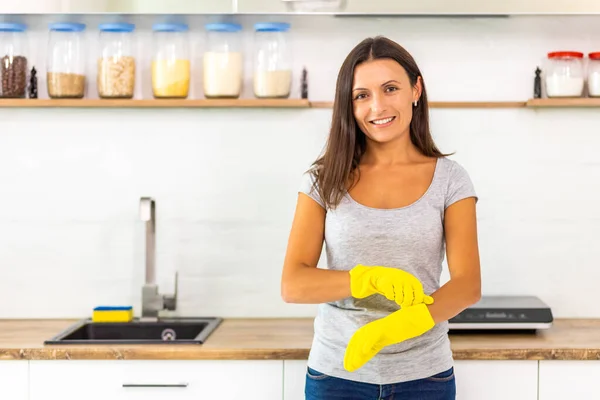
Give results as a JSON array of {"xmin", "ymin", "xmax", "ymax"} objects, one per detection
[
  {"xmin": 47, "ymin": 22, "xmax": 87, "ymax": 98},
  {"xmin": 587, "ymin": 52, "xmax": 600, "ymax": 97},
  {"xmin": 253, "ymin": 22, "xmax": 292, "ymax": 99},
  {"xmin": 203, "ymin": 23, "xmax": 243, "ymax": 99},
  {"xmin": 151, "ymin": 23, "xmax": 190, "ymax": 99},
  {"xmin": 0, "ymin": 23, "xmax": 28, "ymax": 98},
  {"xmin": 97, "ymin": 23, "xmax": 136, "ymax": 99},
  {"xmin": 544, "ymin": 51, "xmax": 585, "ymax": 98}
]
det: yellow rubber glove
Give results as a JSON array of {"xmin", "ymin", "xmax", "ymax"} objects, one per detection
[
  {"xmin": 343, "ymin": 303, "xmax": 435, "ymax": 372},
  {"xmin": 349, "ymin": 264, "xmax": 434, "ymax": 308}
]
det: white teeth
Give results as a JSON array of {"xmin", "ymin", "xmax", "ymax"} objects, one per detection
[{"xmin": 371, "ymin": 117, "xmax": 394, "ymax": 125}]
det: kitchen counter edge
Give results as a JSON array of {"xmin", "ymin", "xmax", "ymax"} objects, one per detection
[{"xmin": 0, "ymin": 318, "xmax": 598, "ymax": 361}]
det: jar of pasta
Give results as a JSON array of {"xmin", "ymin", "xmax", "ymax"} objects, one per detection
[
  {"xmin": 151, "ymin": 23, "xmax": 190, "ymax": 99},
  {"xmin": 97, "ymin": 22, "xmax": 136, "ymax": 98}
]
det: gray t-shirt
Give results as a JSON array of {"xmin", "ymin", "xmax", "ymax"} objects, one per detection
[{"xmin": 299, "ymin": 156, "xmax": 478, "ymax": 385}]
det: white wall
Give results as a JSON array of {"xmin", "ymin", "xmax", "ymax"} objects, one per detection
[{"xmin": 0, "ymin": 13, "xmax": 599, "ymax": 319}]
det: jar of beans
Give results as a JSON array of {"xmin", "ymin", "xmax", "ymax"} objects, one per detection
[
  {"xmin": 97, "ymin": 22, "xmax": 136, "ymax": 99},
  {"xmin": 47, "ymin": 22, "xmax": 87, "ymax": 98},
  {"xmin": 0, "ymin": 23, "xmax": 28, "ymax": 98}
]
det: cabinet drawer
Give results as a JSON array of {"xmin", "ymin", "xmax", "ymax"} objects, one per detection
[
  {"xmin": 539, "ymin": 360, "xmax": 600, "ymax": 399},
  {"xmin": 0, "ymin": 361, "xmax": 28, "ymax": 400},
  {"xmin": 454, "ymin": 360, "xmax": 538, "ymax": 400},
  {"xmin": 30, "ymin": 360, "xmax": 283, "ymax": 400}
]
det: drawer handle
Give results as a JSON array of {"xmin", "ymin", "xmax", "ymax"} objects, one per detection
[{"xmin": 122, "ymin": 383, "xmax": 189, "ymax": 388}]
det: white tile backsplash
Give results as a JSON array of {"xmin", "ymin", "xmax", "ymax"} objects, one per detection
[{"xmin": 0, "ymin": 13, "xmax": 599, "ymax": 318}]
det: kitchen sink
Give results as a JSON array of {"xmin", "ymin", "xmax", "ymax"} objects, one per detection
[{"xmin": 44, "ymin": 317, "xmax": 222, "ymax": 345}]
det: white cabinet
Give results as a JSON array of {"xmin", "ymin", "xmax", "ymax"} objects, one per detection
[
  {"xmin": 283, "ymin": 360, "xmax": 538, "ymax": 400},
  {"xmin": 0, "ymin": 0, "xmax": 111, "ymax": 13},
  {"xmin": 512, "ymin": 0, "xmax": 600, "ymax": 13},
  {"xmin": 342, "ymin": 0, "xmax": 600, "ymax": 14},
  {"xmin": 120, "ymin": 0, "xmax": 232, "ymax": 13},
  {"xmin": 0, "ymin": 0, "xmax": 63, "ymax": 13},
  {"xmin": 30, "ymin": 360, "xmax": 283, "ymax": 400},
  {"xmin": 0, "ymin": 361, "xmax": 28, "ymax": 400},
  {"xmin": 342, "ymin": 0, "xmax": 506, "ymax": 14},
  {"xmin": 454, "ymin": 360, "xmax": 538, "ymax": 400},
  {"xmin": 237, "ymin": 0, "xmax": 600, "ymax": 14},
  {"xmin": 538, "ymin": 360, "xmax": 600, "ymax": 399},
  {"xmin": 284, "ymin": 360, "xmax": 307, "ymax": 400},
  {"xmin": 237, "ymin": 0, "xmax": 343, "ymax": 13},
  {"xmin": 13, "ymin": 0, "xmax": 235, "ymax": 13},
  {"xmin": 238, "ymin": 0, "xmax": 279, "ymax": 13},
  {"xmin": 19, "ymin": 357, "xmax": 600, "ymax": 400}
]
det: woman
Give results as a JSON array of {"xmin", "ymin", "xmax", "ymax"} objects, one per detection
[{"xmin": 281, "ymin": 36, "xmax": 481, "ymax": 400}]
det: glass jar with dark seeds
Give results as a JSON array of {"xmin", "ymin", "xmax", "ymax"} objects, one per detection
[{"xmin": 0, "ymin": 22, "xmax": 28, "ymax": 98}]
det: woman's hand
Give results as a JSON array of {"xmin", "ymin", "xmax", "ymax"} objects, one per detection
[
  {"xmin": 343, "ymin": 303, "xmax": 435, "ymax": 372},
  {"xmin": 349, "ymin": 264, "xmax": 434, "ymax": 307}
]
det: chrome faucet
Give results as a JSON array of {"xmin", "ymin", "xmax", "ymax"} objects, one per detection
[{"xmin": 139, "ymin": 197, "xmax": 178, "ymax": 320}]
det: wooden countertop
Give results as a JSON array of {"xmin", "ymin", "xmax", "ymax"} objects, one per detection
[{"xmin": 0, "ymin": 318, "xmax": 599, "ymax": 361}]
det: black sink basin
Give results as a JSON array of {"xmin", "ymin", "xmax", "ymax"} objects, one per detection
[{"xmin": 44, "ymin": 317, "xmax": 222, "ymax": 345}]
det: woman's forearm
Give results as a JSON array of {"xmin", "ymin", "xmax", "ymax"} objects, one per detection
[
  {"xmin": 281, "ymin": 265, "xmax": 351, "ymax": 304},
  {"xmin": 282, "ymin": 265, "xmax": 481, "ymax": 314},
  {"xmin": 427, "ymin": 277, "xmax": 481, "ymax": 324}
]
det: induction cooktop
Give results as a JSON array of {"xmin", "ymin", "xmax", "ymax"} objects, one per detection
[{"xmin": 447, "ymin": 295, "xmax": 553, "ymax": 331}]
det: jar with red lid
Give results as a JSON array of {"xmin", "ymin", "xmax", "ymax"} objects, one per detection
[
  {"xmin": 587, "ymin": 52, "xmax": 600, "ymax": 97},
  {"xmin": 544, "ymin": 51, "xmax": 585, "ymax": 97}
]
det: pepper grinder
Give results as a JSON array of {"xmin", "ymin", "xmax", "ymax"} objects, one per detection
[
  {"xmin": 28, "ymin": 66, "xmax": 38, "ymax": 99},
  {"xmin": 533, "ymin": 67, "xmax": 542, "ymax": 99},
  {"xmin": 301, "ymin": 67, "xmax": 308, "ymax": 99}
]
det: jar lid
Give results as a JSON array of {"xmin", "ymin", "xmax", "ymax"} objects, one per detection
[
  {"xmin": 99, "ymin": 23, "xmax": 135, "ymax": 32},
  {"xmin": 0, "ymin": 23, "xmax": 26, "ymax": 32},
  {"xmin": 547, "ymin": 51, "xmax": 584, "ymax": 59},
  {"xmin": 254, "ymin": 22, "xmax": 290, "ymax": 32},
  {"xmin": 205, "ymin": 23, "xmax": 242, "ymax": 32},
  {"xmin": 49, "ymin": 22, "xmax": 86, "ymax": 32},
  {"xmin": 152, "ymin": 23, "xmax": 189, "ymax": 32},
  {"xmin": 589, "ymin": 52, "xmax": 600, "ymax": 60}
]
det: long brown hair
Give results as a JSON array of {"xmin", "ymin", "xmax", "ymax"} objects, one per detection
[{"xmin": 309, "ymin": 36, "xmax": 452, "ymax": 210}]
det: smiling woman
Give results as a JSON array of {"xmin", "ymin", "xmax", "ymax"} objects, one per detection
[
  {"xmin": 353, "ymin": 63, "xmax": 421, "ymax": 144},
  {"xmin": 281, "ymin": 36, "xmax": 481, "ymax": 400},
  {"xmin": 313, "ymin": 36, "xmax": 452, "ymax": 209}
]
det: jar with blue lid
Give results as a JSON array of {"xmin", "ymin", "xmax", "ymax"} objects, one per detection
[
  {"xmin": 0, "ymin": 23, "xmax": 28, "ymax": 98},
  {"xmin": 97, "ymin": 22, "xmax": 135, "ymax": 99},
  {"xmin": 152, "ymin": 23, "xmax": 190, "ymax": 99},
  {"xmin": 253, "ymin": 22, "xmax": 292, "ymax": 99},
  {"xmin": 203, "ymin": 23, "xmax": 243, "ymax": 98},
  {"xmin": 47, "ymin": 22, "xmax": 87, "ymax": 98}
]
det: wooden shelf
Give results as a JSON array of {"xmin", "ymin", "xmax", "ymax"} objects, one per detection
[
  {"xmin": 309, "ymin": 101, "xmax": 334, "ymax": 108},
  {"xmin": 1, "ymin": 98, "xmax": 597, "ymax": 109},
  {"xmin": 526, "ymin": 98, "xmax": 600, "ymax": 107},
  {"xmin": 0, "ymin": 99, "xmax": 312, "ymax": 108},
  {"xmin": 430, "ymin": 101, "xmax": 526, "ymax": 108},
  {"xmin": 310, "ymin": 101, "xmax": 526, "ymax": 108}
]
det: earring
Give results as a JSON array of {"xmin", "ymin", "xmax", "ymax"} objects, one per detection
[{"xmin": 413, "ymin": 100, "xmax": 418, "ymax": 107}]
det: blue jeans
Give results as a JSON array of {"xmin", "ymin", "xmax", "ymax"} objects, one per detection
[{"xmin": 305, "ymin": 366, "xmax": 456, "ymax": 400}]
